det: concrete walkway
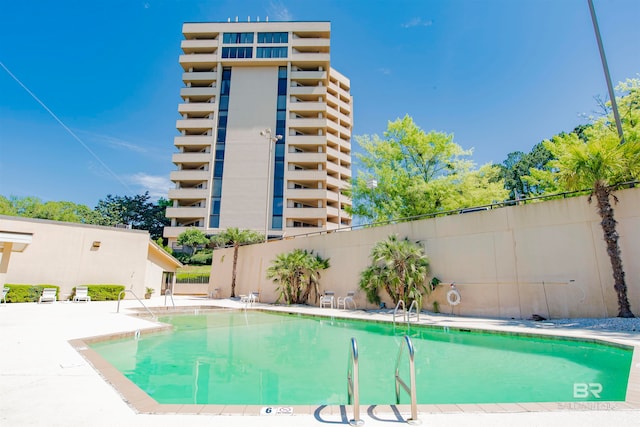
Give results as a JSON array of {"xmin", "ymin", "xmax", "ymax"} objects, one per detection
[{"xmin": 1, "ymin": 296, "xmax": 639, "ymax": 426}]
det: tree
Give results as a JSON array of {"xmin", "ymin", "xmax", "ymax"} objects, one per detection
[
  {"xmin": 347, "ymin": 115, "xmax": 508, "ymax": 222},
  {"xmin": 0, "ymin": 196, "xmax": 16, "ymax": 216},
  {"xmin": 177, "ymin": 227, "xmax": 209, "ymax": 256},
  {"xmin": 94, "ymin": 192, "xmax": 170, "ymax": 239},
  {"xmin": 300, "ymin": 251, "xmax": 331, "ymax": 304},
  {"xmin": 266, "ymin": 249, "xmax": 330, "ymax": 305},
  {"xmin": 499, "ymin": 142, "xmax": 553, "ymax": 200},
  {"xmin": 542, "ymin": 79, "xmax": 640, "ymax": 318},
  {"xmin": 211, "ymin": 228, "xmax": 263, "ymax": 298},
  {"xmin": 0, "ymin": 196, "xmax": 100, "ymax": 224},
  {"xmin": 359, "ymin": 234, "xmax": 431, "ymax": 307}
]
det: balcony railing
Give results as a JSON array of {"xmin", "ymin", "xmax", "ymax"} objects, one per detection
[
  {"xmin": 165, "ymin": 206, "xmax": 207, "ymax": 219},
  {"xmin": 170, "ymin": 170, "xmax": 210, "ymax": 182},
  {"xmin": 180, "ymin": 87, "xmax": 216, "ymax": 98},
  {"xmin": 171, "ymin": 152, "xmax": 211, "ymax": 164},
  {"xmin": 285, "ymin": 207, "xmax": 326, "ymax": 220},
  {"xmin": 167, "ymin": 188, "xmax": 208, "ymax": 200},
  {"xmin": 287, "ymin": 169, "xmax": 326, "ymax": 182}
]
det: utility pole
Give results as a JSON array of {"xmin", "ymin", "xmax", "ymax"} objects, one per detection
[{"xmin": 588, "ymin": 0, "xmax": 625, "ymax": 144}]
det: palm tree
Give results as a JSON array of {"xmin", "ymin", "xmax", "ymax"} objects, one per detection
[
  {"xmin": 266, "ymin": 249, "xmax": 330, "ymax": 304},
  {"xmin": 211, "ymin": 228, "xmax": 263, "ymax": 298},
  {"xmin": 300, "ymin": 252, "xmax": 331, "ymax": 304},
  {"xmin": 544, "ymin": 119, "xmax": 639, "ymax": 317},
  {"xmin": 360, "ymin": 234, "xmax": 431, "ymax": 307}
]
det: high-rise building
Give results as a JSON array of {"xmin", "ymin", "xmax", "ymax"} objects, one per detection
[{"xmin": 164, "ymin": 20, "xmax": 353, "ymax": 244}]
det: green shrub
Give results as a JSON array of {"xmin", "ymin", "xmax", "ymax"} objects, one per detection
[
  {"xmin": 173, "ymin": 252, "xmax": 191, "ymax": 264},
  {"xmin": 176, "ymin": 272, "xmax": 210, "ymax": 281},
  {"xmin": 72, "ymin": 284, "xmax": 126, "ymax": 301},
  {"xmin": 4, "ymin": 284, "xmax": 60, "ymax": 303},
  {"xmin": 432, "ymin": 300, "xmax": 440, "ymax": 313},
  {"xmin": 189, "ymin": 249, "xmax": 213, "ymax": 265}
]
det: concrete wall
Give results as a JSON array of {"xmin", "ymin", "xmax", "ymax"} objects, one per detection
[
  {"xmin": 0, "ymin": 216, "xmax": 178, "ymax": 300},
  {"xmin": 174, "ymin": 283, "xmax": 209, "ymax": 296},
  {"xmin": 209, "ymin": 187, "xmax": 640, "ymax": 319},
  {"xmin": 220, "ymin": 66, "xmax": 278, "ymax": 231}
]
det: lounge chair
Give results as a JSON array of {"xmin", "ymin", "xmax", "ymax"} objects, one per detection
[
  {"xmin": 38, "ymin": 288, "xmax": 57, "ymax": 303},
  {"xmin": 320, "ymin": 291, "xmax": 335, "ymax": 309},
  {"xmin": 249, "ymin": 291, "xmax": 259, "ymax": 303},
  {"xmin": 1, "ymin": 287, "xmax": 8, "ymax": 304},
  {"xmin": 73, "ymin": 286, "xmax": 91, "ymax": 302},
  {"xmin": 240, "ymin": 292, "xmax": 259, "ymax": 305},
  {"xmin": 337, "ymin": 291, "xmax": 356, "ymax": 310}
]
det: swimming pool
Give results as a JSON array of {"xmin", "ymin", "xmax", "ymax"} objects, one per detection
[{"xmin": 91, "ymin": 310, "xmax": 633, "ymax": 406}]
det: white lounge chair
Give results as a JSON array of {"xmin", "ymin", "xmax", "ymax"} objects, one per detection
[
  {"xmin": 240, "ymin": 292, "xmax": 259, "ymax": 305},
  {"xmin": 1, "ymin": 287, "xmax": 8, "ymax": 304},
  {"xmin": 320, "ymin": 291, "xmax": 335, "ymax": 309},
  {"xmin": 38, "ymin": 288, "xmax": 57, "ymax": 303},
  {"xmin": 73, "ymin": 286, "xmax": 91, "ymax": 302},
  {"xmin": 249, "ymin": 291, "xmax": 259, "ymax": 303},
  {"xmin": 337, "ymin": 291, "xmax": 356, "ymax": 310}
]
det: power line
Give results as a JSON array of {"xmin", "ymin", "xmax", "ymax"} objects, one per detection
[{"xmin": 0, "ymin": 61, "xmax": 135, "ymax": 193}]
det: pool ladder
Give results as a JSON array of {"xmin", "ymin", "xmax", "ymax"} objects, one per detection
[
  {"xmin": 116, "ymin": 289, "xmax": 156, "ymax": 319},
  {"xmin": 346, "ymin": 338, "xmax": 364, "ymax": 426},
  {"xmin": 393, "ymin": 299, "xmax": 421, "ymax": 326},
  {"xmin": 346, "ymin": 336, "xmax": 420, "ymax": 425},
  {"xmin": 395, "ymin": 335, "xmax": 420, "ymax": 424},
  {"xmin": 164, "ymin": 289, "xmax": 175, "ymax": 308}
]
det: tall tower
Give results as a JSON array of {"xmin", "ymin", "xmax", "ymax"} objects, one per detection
[{"xmin": 164, "ymin": 21, "xmax": 353, "ymax": 244}]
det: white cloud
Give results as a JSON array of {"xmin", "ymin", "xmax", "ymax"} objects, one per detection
[
  {"xmin": 77, "ymin": 130, "xmax": 148, "ymax": 153},
  {"xmin": 128, "ymin": 173, "xmax": 172, "ymax": 200},
  {"xmin": 379, "ymin": 68, "xmax": 392, "ymax": 75},
  {"xmin": 401, "ymin": 17, "xmax": 433, "ymax": 28},
  {"xmin": 267, "ymin": 1, "xmax": 293, "ymax": 21}
]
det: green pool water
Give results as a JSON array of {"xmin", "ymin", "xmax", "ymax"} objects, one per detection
[{"xmin": 91, "ymin": 310, "xmax": 633, "ymax": 405}]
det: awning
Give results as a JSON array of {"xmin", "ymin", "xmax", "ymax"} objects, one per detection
[{"xmin": 0, "ymin": 231, "xmax": 34, "ymax": 252}]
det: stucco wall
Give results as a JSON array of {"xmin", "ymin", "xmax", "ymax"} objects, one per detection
[
  {"xmin": 0, "ymin": 216, "xmax": 174, "ymax": 300},
  {"xmin": 220, "ymin": 66, "xmax": 279, "ymax": 231},
  {"xmin": 209, "ymin": 187, "xmax": 640, "ymax": 319}
]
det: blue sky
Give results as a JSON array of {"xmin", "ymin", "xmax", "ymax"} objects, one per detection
[{"xmin": 1, "ymin": 0, "xmax": 639, "ymax": 207}]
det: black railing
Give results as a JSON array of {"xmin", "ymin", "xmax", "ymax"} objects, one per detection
[
  {"xmin": 274, "ymin": 180, "xmax": 639, "ymax": 241},
  {"xmin": 210, "ymin": 180, "xmax": 638, "ymax": 249}
]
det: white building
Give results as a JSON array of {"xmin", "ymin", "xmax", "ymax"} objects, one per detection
[{"xmin": 164, "ymin": 21, "xmax": 353, "ymax": 244}]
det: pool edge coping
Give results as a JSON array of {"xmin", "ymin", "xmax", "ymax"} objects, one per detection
[{"xmin": 69, "ymin": 305, "xmax": 640, "ymax": 416}]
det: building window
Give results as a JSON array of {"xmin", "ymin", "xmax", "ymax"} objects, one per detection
[
  {"xmin": 269, "ymin": 66, "xmax": 287, "ymax": 231},
  {"xmin": 293, "ymin": 221, "xmax": 316, "ymax": 228},
  {"xmin": 256, "ymin": 47, "xmax": 288, "ymax": 58},
  {"xmin": 222, "ymin": 47, "xmax": 253, "ymax": 59},
  {"xmin": 223, "ymin": 32, "xmax": 254, "ymax": 44},
  {"xmin": 210, "ymin": 67, "xmax": 232, "ymax": 229},
  {"xmin": 257, "ymin": 32, "xmax": 288, "ymax": 43}
]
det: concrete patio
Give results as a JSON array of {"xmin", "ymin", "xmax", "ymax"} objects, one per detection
[{"xmin": 1, "ymin": 296, "xmax": 639, "ymax": 426}]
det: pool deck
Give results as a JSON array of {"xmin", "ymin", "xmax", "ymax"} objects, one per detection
[{"xmin": 2, "ymin": 296, "xmax": 640, "ymax": 427}]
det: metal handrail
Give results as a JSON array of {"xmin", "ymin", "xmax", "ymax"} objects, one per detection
[
  {"xmin": 408, "ymin": 299, "xmax": 420, "ymax": 322},
  {"xmin": 116, "ymin": 289, "xmax": 156, "ymax": 319},
  {"xmin": 346, "ymin": 337, "xmax": 364, "ymax": 426},
  {"xmin": 164, "ymin": 289, "xmax": 175, "ymax": 308},
  {"xmin": 393, "ymin": 300, "xmax": 406, "ymax": 325},
  {"xmin": 395, "ymin": 335, "xmax": 419, "ymax": 424},
  {"xmin": 248, "ymin": 180, "xmax": 640, "ymax": 242}
]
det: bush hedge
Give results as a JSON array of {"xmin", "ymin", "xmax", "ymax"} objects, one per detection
[
  {"xmin": 4, "ymin": 284, "xmax": 60, "ymax": 303},
  {"xmin": 189, "ymin": 249, "xmax": 213, "ymax": 265},
  {"xmin": 71, "ymin": 284, "xmax": 126, "ymax": 301},
  {"xmin": 173, "ymin": 252, "xmax": 191, "ymax": 264}
]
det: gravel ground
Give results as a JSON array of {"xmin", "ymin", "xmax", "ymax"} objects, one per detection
[{"xmin": 545, "ymin": 317, "xmax": 640, "ymax": 332}]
